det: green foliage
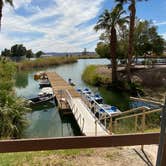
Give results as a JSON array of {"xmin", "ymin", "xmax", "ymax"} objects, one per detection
[
  {"xmin": 82, "ymin": 65, "xmax": 112, "ymax": 86},
  {"xmin": 15, "ymin": 71, "xmax": 28, "ymax": 88},
  {"xmin": 11, "ymin": 44, "xmax": 27, "ymax": 57},
  {"xmin": 96, "ymin": 19, "xmax": 165, "ymax": 59},
  {"xmin": 0, "ymin": 59, "xmax": 30, "ymax": 139},
  {"xmin": 0, "ymin": 44, "xmax": 44, "ymax": 60},
  {"xmin": 26, "ymin": 49, "xmax": 33, "ymax": 59},
  {"xmin": 35, "ymin": 51, "xmax": 44, "ymax": 58},
  {"xmin": 82, "ymin": 65, "xmax": 99, "ymax": 86},
  {"xmin": 1, "ymin": 48, "xmax": 11, "ymax": 57},
  {"xmin": 17, "ymin": 56, "xmax": 77, "ymax": 70},
  {"xmin": 95, "ymin": 40, "xmax": 128, "ymax": 59},
  {"xmin": 95, "ymin": 42, "xmax": 110, "ymax": 58},
  {"xmin": 134, "ymin": 20, "xmax": 165, "ymax": 56}
]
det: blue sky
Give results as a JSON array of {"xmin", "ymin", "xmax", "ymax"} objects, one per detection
[{"xmin": 0, "ymin": 0, "xmax": 166, "ymax": 52}]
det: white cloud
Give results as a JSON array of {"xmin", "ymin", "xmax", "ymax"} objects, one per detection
[
  {"xmin": 154, "ymin": 21, "xmax": 166, "ymax": 26},
  {"xmin": 0, "ymin": 0, "xmax": 104, "ymax": 52},
  {"xmin": 161, "ymin": 33, "xmax": 166, "ymax": 40}
]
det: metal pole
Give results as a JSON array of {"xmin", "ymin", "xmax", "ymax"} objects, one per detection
[{"xmin": 156, "ymin": 97, "xmax": 166, "ymax": 166}]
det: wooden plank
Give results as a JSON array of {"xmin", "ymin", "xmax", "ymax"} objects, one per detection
[
  {"xmin": 111, "ymin": 106, "xmax": 150, "ymax": 118},
  {"xmin": 116, "ymin": 108, "xmax": 162, "ymax": 121},
  {"xmin": 130, "ymin": 97, "xmax": 163, "ymax": 106},
  {"xmin": 0, "ymin": 133, "xmax": 160, "ymax": 153},
  {"xmin": 46, "ymin": 72, "xmax": 80, "ymax": 99}
]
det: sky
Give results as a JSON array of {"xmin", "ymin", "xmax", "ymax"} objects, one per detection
[{"xmin": 0, "ymin": 0, "xmax": 166, "ymax": 53}]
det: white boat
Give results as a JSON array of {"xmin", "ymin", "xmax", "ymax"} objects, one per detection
[
  {"xmin": 98, "ymin": 104, "xmax": 121, "ymax": 116},
  {"xmin": 78, "ymin": 88, "xmax": 92, "ymax": 95},
  {"xmin": 38, "ymin": 79, "xmax": 51, "ymax": 88},
  {"xmin": 88, "ymin": 94, "xmax": 103, "ymax": 104},
  {"xmin": 28, "ymin": 87, "xmax": 54, "ymax": 105}
]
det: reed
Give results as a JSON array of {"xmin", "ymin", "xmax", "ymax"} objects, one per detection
[
  {"xmin": 82, "ymin": 65, "xmax": 112, "ymax": 86},
  {"xmin": 17, "ymin": 56, "xmax": 77, "ymax": 70}
]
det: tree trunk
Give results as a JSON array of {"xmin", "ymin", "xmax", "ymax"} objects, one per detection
[
  {"xmin": 127, "ymin": 0, "xmax": 136, "ymax": 82},
  {"xmin": 110, "ymin": 27, "xmax": 117, "ymax": 83},
  {"xmin": 0, "ymin": 0, "xmax": 3, "ymax": 30}
]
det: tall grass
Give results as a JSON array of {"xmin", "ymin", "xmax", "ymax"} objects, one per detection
[
  {"xmin": 82, "ymin": 65, "xmax": 112, "ymax": 86},
  {"xmin": 17, "ymin": 56, "xmax": 77, "ymax": 70}
]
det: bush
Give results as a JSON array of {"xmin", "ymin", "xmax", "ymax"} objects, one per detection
[{"xmin": 0, "ymin": 59, "xmax": 30, "ymax": 139}]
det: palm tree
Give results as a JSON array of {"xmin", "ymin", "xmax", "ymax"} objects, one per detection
[
  {"xmin": 0, "ymin": 0, "xmax": 13, "ymax": 29},
  {"xmin": 94, "ymin": 5, "xmax": 128, "ymax": 83},
  {"xmin": 115, "ymin": 0, "xmax": 147, "ymax": 82}
]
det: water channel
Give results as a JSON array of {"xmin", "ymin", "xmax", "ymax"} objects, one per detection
[{"xmin": 15, "ymin": 58, "xmax": 131, "ymax": 138}]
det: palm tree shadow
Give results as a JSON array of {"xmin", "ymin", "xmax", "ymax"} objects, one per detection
[{"xmin": 133, "ymin": 148, "xmax": 153, "ymax": 166}]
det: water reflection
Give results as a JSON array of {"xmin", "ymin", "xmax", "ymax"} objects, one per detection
[
  {"xmin": 17, "ymin": 59, "xmax": 156, "ymax": 138},
  {"xmin": 15, "ymin": 71, "xmax": 28, "ymax": 88}
]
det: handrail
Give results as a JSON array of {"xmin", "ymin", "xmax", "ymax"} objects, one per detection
[
  {"xmin": 111, "ymin": 106, "xmax": 150, "ymax": 118},
  {"xmin": 81, "ymin": 92, "xmax": 112, "ymax": 119},
  {"xmin": 116, "ymin": 108, "xmax": 162, "ymax": 121},
  {"xmin": 0, "ymin": 133, "xmax": 160, "ymax": 153},
  {"xmin": 130, "ymin": 97, "xmax": 164, "ymax": 106}
]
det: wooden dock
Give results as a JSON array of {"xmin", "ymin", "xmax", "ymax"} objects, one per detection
[
  {"xmin": 46, "ymin": 71, "xmax": 109, "ymax": 136},
  {"xmin": 46, "ymin": 72, "xmax": 80, "ymax": 112}
]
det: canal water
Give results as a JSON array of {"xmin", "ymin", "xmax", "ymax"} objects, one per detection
[{"xmin": 15, "ymin": 58, "xmax": 130, "ymax": 138}]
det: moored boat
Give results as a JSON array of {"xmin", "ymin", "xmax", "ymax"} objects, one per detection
[
  {"xmin": 38, "ymin": 79, "xmax": 51, "ymax": 88},
  {"xmin": 98, "ymin": 104, "xmax": 121, "ymax": 116},
  {"xmin": 28, "ymin": 87, "xmax": 54, "ymax": 105},
  {"xmin": 88, "ymin": 94, "xmax": 103, "ymax": 104}
]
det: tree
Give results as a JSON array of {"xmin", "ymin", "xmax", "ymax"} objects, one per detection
[
  {"xmin": 134, "ymin": 20, "xmax": 165, "ymax": 56},
  {"xmin": 95, "ymin": 42, "xmax": 110, "ymax": 58},
  {"xmin": 0, "ymin": 0, "xmax": 13, "ymax": 29},
  {"xmin": 11, "ymin": 44, "xmax": 27, "ymax": 57},
  {"xmin": 94, "ymin": 5, "xmax": 128, "ymax": 83},
  {"xmin": 35, "ymin": 51, "xmax": 43, "ymax": 58},
  {"xmin": 1, "ymin": 48, "xmax": 10, "ymax": 57},
  {"xmin": 26, "ymin": 49, "xmax": 33, "ymax": 59},
  {"xmin": 115, "ymin": 0, "xmax": 148, "ymax": 82}
]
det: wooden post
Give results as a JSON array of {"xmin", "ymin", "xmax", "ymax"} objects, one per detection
[
  {"xmin": 114, "ymin": 120, "xmax": 117, "ymax": 133},
  {"xmin": 161, "ymin": 143, "xmax": 166, "ymax": 166},
  {"xmin": 95, "ymin": 120, "xmax": 97, "ymax": 136},
  {"xmin": 141, "ymin": 110, "xmax": 146, "ymax": 150},
  {"xmin": 135, "ymin": 115, "xmax": 138, "ymax": 132},
  {"xmin": 142, "ymin": 110, "xmax": 146, "ymax": 132},
  {"xmin": 109, "ymin": 117, "xmax": 113, "ymax": 133},
  {"xmin": 104, "ymin": 115, "xmax": 107, "ymax": 128},
  {"xmin": 156, "ymin": 97, "xmax": 166, "ymax": 166}
]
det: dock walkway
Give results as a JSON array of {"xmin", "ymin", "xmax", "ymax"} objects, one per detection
[
  {"xmin": 46, "ymin": 72, "xmax": 80, "ymax": 111},
  {"xmin": 46, "ymin": 71, "xmax": 109, "ymax": 136}
]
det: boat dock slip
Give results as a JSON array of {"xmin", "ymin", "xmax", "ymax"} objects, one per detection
[{"xmin": 46, "ymin": 71, "xmax": 109, "ymax": 136}]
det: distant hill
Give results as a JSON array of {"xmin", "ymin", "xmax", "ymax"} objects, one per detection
[{"xmin": 43, "ymin": 52, "xmax": 96, "ymax": 56}]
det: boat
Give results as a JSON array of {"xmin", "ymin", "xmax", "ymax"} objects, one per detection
[
  {"xmin": 98, "ymin": 104, "xmax": 121, "ymax": 116},
  {"xmin": 68, "ymin": 78, "xmax": 75, "ymax": 86},
  {"xmin": 88, "ymin": 94, "xmax": 103, "ymax": 104},
  {"xmin": 28, "ymin": 94, "xmax": 54, "ymax": 105},
  {"xmin": 34, "ymin": 71, "xmax": 50, "ymax": 88},
  {"xmin": 28, "ymin": 87, "xmax": 54, "ymax": 105},
  {"xmin": 34, "ymin": 71, "xmax": 47, "ymax": 80},
  {"xmin": 38, "ymin": 79, "xmax": 51, "ymax": 88},
  {"xmin": 77, "ymin": 88, "xmax": 92, "ymax": 95}
]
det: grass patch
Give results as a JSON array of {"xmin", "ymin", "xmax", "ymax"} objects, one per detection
[
  {"xmin": 82, "ymin": 65, "xmax": 112, "ymax": 86},
  {"xmin": 0, "ymin": 149, "xmax": 94, "ymax": 166},
  {"xmin": 17, "ymin": 56, "xmax": 77, "ymax": 70}
]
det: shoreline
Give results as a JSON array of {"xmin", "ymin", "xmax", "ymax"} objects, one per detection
[{"xmin": 82, "ymin": 64, "xmax": 166, "ymax": 101}]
